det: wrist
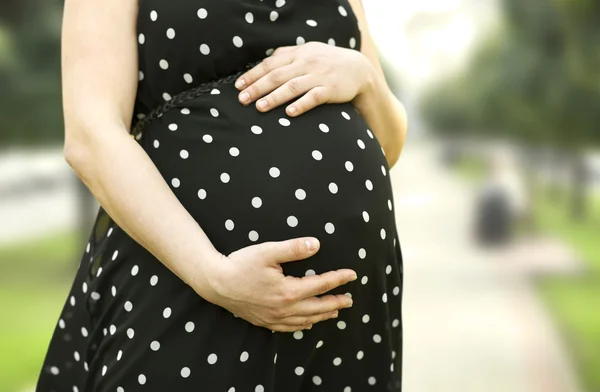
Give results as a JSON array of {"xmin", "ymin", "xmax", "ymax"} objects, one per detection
[
  {"xmin": 353, "ymin": 57, "xmax": 381, "ymax": 110},
  {"xmin": 185, "ymin": 248, "xmax": 227, "ymax": 303}
]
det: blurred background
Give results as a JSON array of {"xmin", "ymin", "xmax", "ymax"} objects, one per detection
[{"xmin": 1, "ymin": 0, "xmax": 598, "ymax": 391}]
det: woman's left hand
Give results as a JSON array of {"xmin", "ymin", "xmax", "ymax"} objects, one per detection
[{"xmin": 235, "ymin": 42, "xmax": 374, "ymax": 117}]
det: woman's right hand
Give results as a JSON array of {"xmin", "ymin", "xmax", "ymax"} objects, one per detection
[{"xmin": 200, "ymin": 237, "xmax": 357, "ymax": 332}]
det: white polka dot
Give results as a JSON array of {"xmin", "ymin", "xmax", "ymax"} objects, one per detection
[
  {"xmin": 111, "ymin": 286, "xmax": 117, "ymax": 296},
  {"xmin": 59, "ymin": 319, "xmax": 65, "ymax": 329},
  {"xmin": 203, "ymin": 134, "xmax": 213, "ymax": 143},
  {"xmin": 197, "ymin": 189, "xmax": 207, "ymax": 200},
  {"xmin": 171, "ymin": 178, "xmax": 180, "ymax": 188},
  {"xmin": 393, "ymin": 286, "xmax": 400, "ymax": 296},
  {"xmin": 197, "ymin": 8, "xmax": 208, "ymax": 19},
  {"xmin": 50, "ymin": 366, "xmax": 59, "ymax": 375},
  {"xmin": 251, "ymin": 197, "xmax": 262, "ymax": 208},
  {"xmin": 350, "ymin": 37, "xmax": 357, "ymax": 49},
  {"xmin": 127, "ymin": 328, "xmax": 135, "ymax": 339},
  {"xmin": 74, "ymin": 351, "xmax": 80, "ymax": 361},
  {"xmin": 357, "ymin": 350, "xmax": 364, "ymax": 360},
  {"xmin": 382, "ymin": 293, "xmax": 388, "ymax": 303},
  {"xmin": 287, "ymin": 216, "xmax": 298, "ymax": 227},
  {"xmin": 295, "ymin": 189, "xmax": 306, "ymax": 200},
  {"xmin": 266, "ymin": 48, "xmax": 275, "ymax": 56},
  {"xmin": 124, "ymin": 301, "xmax": 133, "ymax": 312},
  {"xmin": 86, "ymin": 243, "xmax": 90, "ymax": 253},
  {"xmin": 391, "ymin": 363, "xmax": 395, "ymax": 372},
  {"xmin": 249, "ymin": 230, "xmax": 259, "ymax": 241},
  {"xmin": 74, "ymin": 386, "xmax": 80, "ymax": 392},
  {"xmin": 200, "ymin": 44, "xmax": 210, "ymax": 55},
  {"xmin": 138, "ymin": 374, "xmax": 146, "ymax": 385},
  {"xmin": 153, "ymin": 140, "xmax": 160, "ymax": 148},
  {"xmin": 150, "ymin": 10, "xmax": 158, "ymax": 21},
  {"xmin": 251, "ymin": 125, "xmax": 263, "ymax": 134},
  {"xmin": 229, "ymin": 147, "xmax": 240, "ymax": 157},
  {"xmin": 339, "ymin": 5, "xmax": 348, "ymax": 17},
  {"xmin": 328, "ymin": 38, "xmax": 336, "ymax": 46},
  {"xmin": 166, "ymin": 28, "xmax": 175, "ymax": 39},
  {"xmin": 337, "ymin": 320, "xmax": 346, "ymax": 330},
  {"xmin": 150, "ymin": 275, "xmax": 159, "ymax": 286},
  {"xmin": 150, "ymin": 341, "xmax": 160, "ymax": 351},
  {"xmin": 220, "ymin": 173, "xmax": 230, "ymax": 183},
  {"xmin": 81, "ymin": 282, "xmax": 88, "ymax": 293},
  {"xmin": 233, "ymin": 36, "xmax": 244, "ymax": 47},
  {"xmin": 245, "ymin": 12, "xmax": 254, "ymax": 23},
  {"xmin": 342, "ymin": 111, "xmax": 351, "ymax": 120},
  {"xmin": 306, "ymin": 19, "xmax": 318, "ymax": 27},
  {"xmin": 312, "ymin": 150, "xmax": 323, "ymax": 160},
  {"xmin": 316, "ymin": 340, "xmax": 324, "ymax": 348},
  {"xmin": 313, "ymin": 376, "xmax": 322, "ymax": 385},
  {"xmin": 357, "ymin": 139, "xmax": 366, "ymax": 149},
  {"xmin": 96, "ymin": 268, "xmax": 102, "ymax": 277},
  {"xmin": 269, "ymin": 167, "xmax": 280, "ymax": 178},
  {"xmin": 184, "ymin": 73, "xmax": 193, "ymax": 83},
  {"xmin": 159, "ymin": 59, "xmax": 169, "ymax": 70},
  {"xmin": 211, "ymin": 89, "xmax": 220, "ymax": 95},
  {"xmin": 225, "ymin": 219, "xmax": 235, "ymax": 231},
  {"xmin": 362, "ymin": 211, "xmax": 370, "ymax": 222},
  {"xmin": 256, "ymin": 386, "xmax": 265, "ymax": 392},
  {"xmin": 138, "ymin": 34, "xmax": 145, "ymax": 44},
  {"xmin": 163, "ymin": 93, "xmax": 172, "ymax": 102},
  {"xmin": 333, "ymin": 357, "xmax": 342, "ymax": 366},
  {"xmin": 109, "ymin": 325, "xmax": 116, "ymax": 335},
  {"xmin": 208, "ymin": 353, "xmax": 218, "ymax": 365},
  {"xmin": 89, "ymin": 291, "xmax": 100, "ymax": 300},
  {"xmin": 210, "ymin": 108, "xmax": 219, "ymax": 117},
  {"xmin": 270, "ymin": 11, "xmax": 279, "ymax": 21},
  {"xmin": 345, "ymin": 161, "xmax": 354, "ymax": 171},
  {"xmin": 362, "ymin": 314, "xmax": 370, "ymax": 323},
  {"xmin": 325, "ymin": 222, "xmax": 335, "ymax": 234},
  {"xmin": 365, "ymin": 180, "xmax": 374, "ymax": 191},
  {"xmin": 185, "ymin": 321, "xmax": 195, "ymax": 332},
  {"xmin": 367, "ymin": 129, "xmax": 375, "ymax": 139},
  {"xmin": 358, "ymin": 248, "xmax": 367, "ymax": 259},
  {"xmin": 305, "ymin": 269, "xmax": 316, "ymax": 276},
  {"xmin": 84, "ymin": 362, "xmax": 88, "ymax": 371},
  {"xmin": 131, "ymin": 265, "xmax": 139, "ymax": 276},
  {"xmin": 181, "ymin": 367, "xmax": 191, "ymax": 378},
  {"xmin": 163, "ymin": 307, "xmax": 172, "ymax": 318},
  {"xmin": 295, "ymin": 366, "xmax": 304, "ymax": 375},
  {"xmin": 386, "ymin": 265, "xmax": 392, "ymax": 275},
  {"xmin": 274, "ymin": 354, "xmax": 277, "ymax": 363},
  {"xmin": 238, "ymin": 351, "xmax": 249, "ymax": 362},
  {"xmin": 180, "ymin": 149, "xmax": 189, "ymax": 159},
  {"xmin": 380, "ymin": 228, "xmax": 387, "ymax": 239},
  {"xmin": 138, "ymin": 71, "xmax": 144, "ymax": 81},
  {"xmin": 361, "ymin": 276, "xmax": 368, "ymax": 285},
  {"xmin": 393, "ymin": 319, "xmax": 400, "ymax": 328},
  {"xmin": 168, "ymin": 123, "xmax": 178, "ymax": 131},
  {"xmin": 329, "ymin": 182, "xmax": 338, "ymax": 194},
  {"xmin": 81, "ymin": 327, "xmax": 88, "ymax": 337},
  {"xmin": 279, "ymin": 118, "xmax": 291, "ymax": 126},
  {"xmin": 116, "ymin": 350, "xmax": 122, "ymax": 361},
  {"xmin": 388, "ymin": 199, "xmax": 393, "ymax": 210},
  {"xmin": 373, "ymin": 334, "xmax": 382, "ymax": 343},
  {"xmin": 296, "ymin": 36, "xmax": 306, "ymax": 45},
  {"xmin": 319, "ymin": 123, "xmax": 329, "ymax": 133},
  {"xmin": 276, "ymin": 0, "xmax": 286, "ymax": 7}
]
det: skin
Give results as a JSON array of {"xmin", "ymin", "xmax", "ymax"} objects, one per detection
[
  {"xmin": 59, "ymin": 0, "xmax": 398, "ymax": 334},
  {"xmin": 235, "ymin": 0, "xmax": 408, "ymax": 168}
]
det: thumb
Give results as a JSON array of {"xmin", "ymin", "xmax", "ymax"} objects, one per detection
[{"xmin": 258, "ymin": 237, "xmax": 320, "ymax": 265}]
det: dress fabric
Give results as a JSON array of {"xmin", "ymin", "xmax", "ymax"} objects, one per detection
[{"xmin": 36, "ymin": 1, "xmax": 403, "ymax": 391}]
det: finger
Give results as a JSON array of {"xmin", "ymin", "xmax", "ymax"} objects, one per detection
[
  {"xmin": 287, "ymin": 294, "xmax": 352, "ymax": 316},
  {"xmin": 255, "ymin": 75, "xmax": 313, "ymax": 113},
  {"xmin": 286, "ymin": 86, "xmax": 329, "ymax": 117},
  {"xmin": 238, "ymin": 64, "xmax": 306, "ymax": 108},
  {"xmin": 268, "ymin": 323, "xmax": 313, "ymax": 333},
  {"xmin": 278, "ymin": 310, "xmax": 339, "ymax": 326},
  {"xmin": 289, "ymin": 269, "xmax": 357, "ymax": 300},
  {"xmin": 258, "ymin": 237, "xmax": 320, "ymax": 266},
  {"xmin": 235, "ymin": 50, "xmax": 294, "ymax": 90}
]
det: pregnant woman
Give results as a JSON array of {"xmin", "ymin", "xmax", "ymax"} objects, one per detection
[{"xmin": 37, "ymin": 0, "xmax": 408, "ymax": 391}]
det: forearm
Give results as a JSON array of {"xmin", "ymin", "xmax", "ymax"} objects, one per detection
[
  {"xmin": 64, "ymin": 122, "xmax": 221, "ymax": 297},
  {"xmin": 352, "ymin": 67, "xmax": 408, "ymax": 169}
]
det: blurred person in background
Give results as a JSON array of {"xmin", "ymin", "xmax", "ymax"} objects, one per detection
[{"xmin": 36, "ymin": 0, "xmax": 408, "ymax": 391}]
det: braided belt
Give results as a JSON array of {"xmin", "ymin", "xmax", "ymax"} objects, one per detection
[{"xmin": 130, "ymin": 60, "xmax": 263, "ymax": 139}]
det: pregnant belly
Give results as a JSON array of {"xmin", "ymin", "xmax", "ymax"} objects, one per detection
[{"xmin": 140, "ymin": 82, "xmax": 398, "ymax": 280}]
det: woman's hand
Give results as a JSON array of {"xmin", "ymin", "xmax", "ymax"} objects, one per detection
[
  {"xmin": 200, "ymin": 237, "xmax": 357, "ymax": 332},
  {"xmin": 235, "ymin": 42, "xmax": 375, "ymax": 117}
]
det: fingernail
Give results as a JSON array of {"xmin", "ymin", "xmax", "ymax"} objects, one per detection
[
  {"xmin": 331, "ymin": 311, "xmax": 339, "ymax": 319},
  {"xmin": 258, "ymin": 99, "xmax": 268, "ymax": 109},
  {"xmin": 239, "ymin": 92, "xmax": 250, "ymax": 103},
  {"xmin": 306, "ymin": 325, "xmax": 313, "ymax": 330},
  {"xmin": 288, "ymin": 105, "xmax": 297, "ymax": 114},
  {"xmin": 305, "ymin": 238, "xmax": 317, "ymax": 252},
  {"xmin": 346, "ymin": 299, "xmax": 353, "ymax": 308},
  {"xmin": 349, "ymin": 273, "xmax": 358, "ymax": 282},
  {"xmin": 235, "ymin": 79, "xmax": 246, "ymax": 89}
]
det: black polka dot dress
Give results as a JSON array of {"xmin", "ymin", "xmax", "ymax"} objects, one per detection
[{"xmin": 36, "ymin": 1, "xmax": 403, "ymax": 391}]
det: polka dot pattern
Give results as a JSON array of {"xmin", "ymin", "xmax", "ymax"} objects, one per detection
[{"xmin": 37, "ymin": 2, "xmax": 402, "ymax": 391}]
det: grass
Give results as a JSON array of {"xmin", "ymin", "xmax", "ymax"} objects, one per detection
[
  {"xmin": 453, "ymin": 154, "xmax": 600, "ymax": 392},
  {"xmin": 0, "ymin": 230, "xmax": 78, "ymax": 392}
]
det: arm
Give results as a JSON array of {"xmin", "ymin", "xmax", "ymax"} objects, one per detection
[
  {"xmin": 347, "ymin": 0, "xmax": 408, "ymax": 169},
  {"xmin": 61, "ymin": 0, "xmax": 354, "ymax": 332}
]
